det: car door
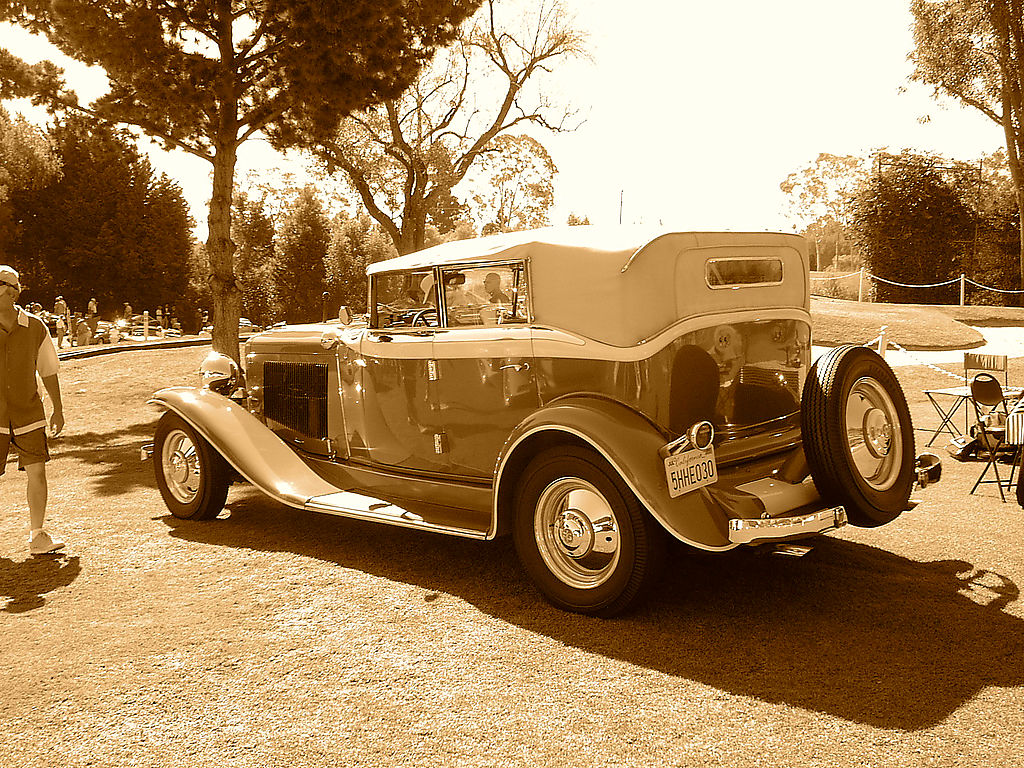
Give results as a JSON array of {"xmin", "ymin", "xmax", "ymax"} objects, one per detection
[
  {"xmin": 432, "ymin": 263, "xmax": 539, "ymax": 478},
  {"xmin": 354, "ymin": 268, "xmax": 446, "ymax": 472}
]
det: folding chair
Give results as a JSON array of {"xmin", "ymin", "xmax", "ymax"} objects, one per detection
[
  {"xmin": 969, "ymin": 373, "xmax": 1012, "ymax": 501},
  {"xmin": 965, "ymin": 352, "xmax": 1009, "ymax": 388},
  {"xmin": 1005, "ymin": 411, "xmax": 1024, "ymax": 491}
]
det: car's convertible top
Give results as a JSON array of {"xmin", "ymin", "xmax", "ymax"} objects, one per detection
[{"xmin": 369, "ymin": 226, "xmax": 810, "ymax": 347}]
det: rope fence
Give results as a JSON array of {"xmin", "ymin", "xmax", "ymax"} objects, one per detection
[
  {"xmin": 810, "ymin": 268, "xmax": 1024, "ymax": 304},
  {"xmin": 861, "ymin": 325, "xmax": 967, "ymax": 383}
]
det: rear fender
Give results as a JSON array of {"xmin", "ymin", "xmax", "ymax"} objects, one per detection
[
  {"xmin": 149, "ymin": 387, "xmax": 339, "ymax": 508},
  {"xmin": 492, "ymin": 396, "xmax": 735, "ymax": 550}
]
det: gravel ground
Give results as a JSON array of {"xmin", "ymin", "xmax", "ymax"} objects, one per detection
[{"xmin": 2, "ymin": 348, "xmax": 1023, "ymax": 768}]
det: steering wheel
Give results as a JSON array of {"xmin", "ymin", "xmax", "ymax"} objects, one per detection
[{"xmin": 411, "ymin": 308, "xmax": 438, "ymax": 327}]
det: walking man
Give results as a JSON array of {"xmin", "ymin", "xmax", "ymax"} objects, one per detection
[
  {"xmin": 0, "ymin": 265, "xmax": 66, "ymax": 554},
  {"xmin": 54, "ymin": 295, "xmax": 68, "ymax": 348}
]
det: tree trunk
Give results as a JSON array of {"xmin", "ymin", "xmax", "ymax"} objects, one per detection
[
  {"xmin": 207, "ymin": 143, "xmax": 242, "ymax": 363},
  {"xmin": 1018, "ymin": 191, "xmax": 1024, "ymax": 305}
]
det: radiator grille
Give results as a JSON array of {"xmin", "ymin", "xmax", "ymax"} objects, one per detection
[
  {"xmin": 263, "ymin": 361, "xmax": 328, "ymax": 440},
  {"xmin": 738, "ymin": 365, "xmax": 800, "ymax": 390}
]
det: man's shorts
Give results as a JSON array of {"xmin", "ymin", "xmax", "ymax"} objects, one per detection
[{"xmin": 0, "ymin": 428, "xmax": 50, "ymax": 475}]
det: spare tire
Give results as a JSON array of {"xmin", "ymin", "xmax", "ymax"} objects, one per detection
[{"xmin": 801, "ymin": 345, "xmax": 915, "ymax": 527}]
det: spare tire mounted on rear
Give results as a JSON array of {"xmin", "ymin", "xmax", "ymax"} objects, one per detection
[{"xmin": 801, "ymin": 345, "xmax": 916, "ymax": 527}]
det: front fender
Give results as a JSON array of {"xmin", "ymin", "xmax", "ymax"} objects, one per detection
[
  {"xmin": 149, "ymin": 387, "xmax": 339, "ymax": 508},
  {"xmin": 493, "ymin": 396, "xmax": 735, "ymax": 550}
]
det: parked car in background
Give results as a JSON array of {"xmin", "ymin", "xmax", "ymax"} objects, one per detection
[
  {"xmin": 200, "ymin": 317, "xmax": 259, "ymax": 336},
  {"xmin": 147, "ymin": 227, "xmax": 942, "ymax": 616}
]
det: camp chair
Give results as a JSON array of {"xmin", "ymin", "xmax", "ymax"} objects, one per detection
[
  {"xmin": 969, "ymin": 373, "xmax": 1013, "ymax": 501},
  {"xmin": 965, "ymin": 352, "xmax": 1009, "ymax": 388}
]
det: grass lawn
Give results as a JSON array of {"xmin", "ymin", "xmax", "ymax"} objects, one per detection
[
  {"xmin": 810, "ymin": 297, "xmax": 989, "ymax": 349},
  {"xmin": 2, "ymin": 339, "xmax": 1023, "ymax": 767}
]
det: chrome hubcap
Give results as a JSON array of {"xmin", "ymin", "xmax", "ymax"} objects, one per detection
[
  {"xmin": 162, "ymin": 428, "xmax": 201, "ymax": 504},
  {"xmin": 534, "ymin": 478, "xmax": 621, "ymax": 589},
  {"xmin": 846, "ymin": 377, "xmax": 903, "ymax": 491}
]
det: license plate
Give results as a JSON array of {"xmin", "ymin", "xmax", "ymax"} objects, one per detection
[{"xmin": 664, "ymin": 446, "xmax": 718, "ymax": 498}]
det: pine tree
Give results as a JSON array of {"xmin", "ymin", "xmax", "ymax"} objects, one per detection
[{"xmin": 1, "ymin": 0, "xmax": 482, "ymax": 359}]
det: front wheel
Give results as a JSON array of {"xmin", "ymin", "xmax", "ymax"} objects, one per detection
[
  {"xmin": 512, "ymin": 446, "xmax": 667, "ymax": 617},
  {"xmin": 153, "ymin": 412, "xmax": 231, "ymax": 520},
  {"xmin": 802, "ymin": 345, "xmax": 915, "ymax": 527}
]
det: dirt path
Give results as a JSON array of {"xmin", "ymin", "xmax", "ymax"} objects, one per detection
[{"xmin": 2, "ymin": 349, "xmax": 1023, "ymax": 767}]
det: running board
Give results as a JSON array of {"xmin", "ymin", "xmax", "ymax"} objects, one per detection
[{"xmin": 305, "ymin": 491, "xmax": 489, "ymax": 540}]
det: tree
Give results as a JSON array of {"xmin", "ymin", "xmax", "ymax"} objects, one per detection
[
  {"xmin": 910, "ymin": 0, "xmax": 1024, "ymax": 289},
  {"xmin": 850, "ymin": 154, "xmax": 975, "ymax": 304},
  {"xmin": 779, "ymin": 153, "xmax": 870, "ymax": 230},
  {"xmin": 1, "ymin": 0, "xmax": 481, "ymax": 360},
  {"xmin": 311, "ymin": 0, "xmax": 585, "ymax": 254},
  {"xmin": 566, "ymin": 212, "xmax": 590, "ymax": 226},
  {"xmin": 274, "ymin": 186, "xmax": 329, "ymax": 323},
  {"xmin": 8, "ymin": 116, "xmax": 192, "ymax": 313},
  {"xmin": 0, "ymin": 106, "xmax": 60, "ymax": 250},
  {"xmin": 233, "ymin": 191, "xmax": 277, "ymax": 326},
  {"xmin": 472, "ymin": 133, "xmax": 557, "ymax": 234},
  {"xmin": 326, "ymin": 212, "xmax": 398, "ymax": 314}
]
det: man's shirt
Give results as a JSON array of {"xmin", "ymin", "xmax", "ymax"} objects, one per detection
[{"xmin": 0, "ymin": 306, "xmax": 59, "ymax": 435}]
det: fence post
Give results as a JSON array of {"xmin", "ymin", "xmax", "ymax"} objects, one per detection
[
  {"xmin": 960, "ymin": 274, "xmax": 966, "ymax": 306},
  {"xmin": 143, "ymin": 310, "xmax": 149, "ymax": 340},
  {"xmin": 877, "ymin": 326, "xmax": 887, "ymax": 359},
  {"xmin": 858, "ymin": 267, "xmax": 865, "ymax": 302}
]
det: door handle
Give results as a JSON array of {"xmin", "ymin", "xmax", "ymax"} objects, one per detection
[{"xmin": 500, "ymin": 362, "xmax": 530, "ymax": 372}]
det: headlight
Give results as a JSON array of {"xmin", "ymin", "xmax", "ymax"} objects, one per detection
[{"xmin": 200, "ymin": 351, "xmax": 242, "ymax": 395}]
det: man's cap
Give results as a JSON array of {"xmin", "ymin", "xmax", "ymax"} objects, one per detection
[
  {"xmin": 0, "ymin": 265, "xmax": 21, "ymax": 290},
  {"xmin": 56, "ymin": 295, "xmax": 63, "ymax": 300}
]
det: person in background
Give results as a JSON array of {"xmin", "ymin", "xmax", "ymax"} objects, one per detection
[
  {"xmin": 0, "ymin": 265, "xmax": 66, "ymax": 555},
  {"xmin": 85, "ymin": 297, "xmax": 99, "ymax": 339},
  {"xmin": 54, "ymin": 313, "xmax": 66, "ymax": 349},
  {"xmin": 53, "ymin": 296, "xmax": 68, "ymax": 349},
  {"xmin": 75, "ymin": 315, "xmax": 92, "ymax": 347},
  {"xmin": 123, "ymin": 302, "xmax": 132, "ymax": 321}
]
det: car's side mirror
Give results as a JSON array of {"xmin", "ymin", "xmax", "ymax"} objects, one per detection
[{"xmin": 338, "ymin": 306, "xmax": 352, "ymax": 325}]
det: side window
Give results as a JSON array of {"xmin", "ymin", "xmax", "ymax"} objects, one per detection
[
  {"xmin": 371, "ymin": 269, "xmax": 438, "ymax": 329},
  {"xmin": 439, "ymin": 263, "xmax": 528, "ymax": 328},
  {"xmin": 706, "ymin": 257, "xmax": 784, "ymax": 288}
]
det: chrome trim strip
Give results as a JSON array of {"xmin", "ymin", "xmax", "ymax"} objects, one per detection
[
  {"xmin": 529, "ymin": 308, "xmax": 811, "ymax": 361},
  {"xmin": 728, "ymin": 506, "xmax": 846, "ymax": 545}
]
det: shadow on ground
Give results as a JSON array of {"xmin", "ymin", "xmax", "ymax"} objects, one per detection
[
  {"xmin": 0, "ymin": 555, "xmax": 81, "ymax": 613},
  {"xmin": 160, "ymin": 490, "xmax": 1024, "ymax": 731},
  {"xmin": 50, "ymin": 421, "xmax": 157, "ymax": 498}
]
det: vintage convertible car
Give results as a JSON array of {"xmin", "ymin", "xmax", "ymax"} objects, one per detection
[{"xmin": 148, "ymin": 227, "xmax": 941, "ymax": 616}]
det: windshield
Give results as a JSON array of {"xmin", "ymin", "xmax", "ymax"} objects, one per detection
[{"xmin": 372, "ymin": 269, "xmax": 438, "ymax": 329}]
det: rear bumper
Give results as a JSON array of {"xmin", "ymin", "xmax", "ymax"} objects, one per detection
[{"xmin": 728, "ymin": 506, "xmax": 846, "ymax": 545}]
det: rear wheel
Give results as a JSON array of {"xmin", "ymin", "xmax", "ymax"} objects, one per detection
[
  {"xmin": 802, "ymin": 345, "xmax": 915, "ymax": 527},
  {"xmin": 512, "ymin": 446, "xmax": 667, "ymax": 617},
  {"xmin": 154, "ymin": 412, "xmax": 231, "ymax": 520}
]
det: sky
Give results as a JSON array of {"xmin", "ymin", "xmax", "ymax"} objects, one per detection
[{"xmin": 0, "ymin": 0, "xmax": 1005, "ymax": 238}]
